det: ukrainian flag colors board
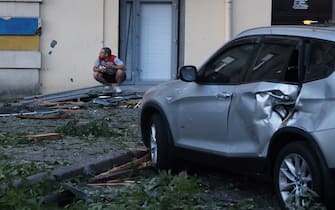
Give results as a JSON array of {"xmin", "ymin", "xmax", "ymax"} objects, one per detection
[
  {"xmin": 0, "ymin": 1, "xmax": 42, "ymax": 99},
  {"xmin": 0, "ymin": 17, "xmax": 40, "ymax": 35},
  {"xmin": 0, "ymin": 36, "xmax": 39, "ymax": 50}
]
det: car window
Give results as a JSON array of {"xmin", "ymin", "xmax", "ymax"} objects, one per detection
[
  {"xmin": 198, "ymin": 43, "xmax": 258, "ymax": 84},
  {"xmin": 245, "ymin": 43, "xmax": 296, "ymax": 83},
  {"xmin": 304, "ymin": 40, "xmax": 335, "ymax": 82}
]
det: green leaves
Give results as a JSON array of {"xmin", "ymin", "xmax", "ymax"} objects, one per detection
[
  {"xmin": 0, "ymin": 161, "xmax": 57, "ymax": 210},
  {"xmin": 82, "ymin": 170, "xmax": 202, "ymax": 210},
  {"xmin": 0, "ymin": 132, "xmax": 27, "ymax": 146},
  {"xmin": 56, "ymin": 118, "xmax": 112, "ymax": 137}
]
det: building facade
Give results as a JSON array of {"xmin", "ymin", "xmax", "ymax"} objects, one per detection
[{"xmin": 0, "ymin": 0, "xmax": 331, "ymax": 99}]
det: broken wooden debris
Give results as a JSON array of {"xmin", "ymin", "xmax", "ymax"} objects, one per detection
[
  {"xmin": 26, "ymin": 133, "xmax": 62, "ymax": 142},
  {"xmin": 88, "ymin": 151, "xmax": 151, "ymax": 184},
  {"xmin": 87, "ymin": 178, "xmax": 136, "ymax": 187},
  {"xmin": 90, "ymin": 93, "xmax": 143, "ymax": 107},
  {"xmin": 16, "ymin": 111, "xmax": 68, "ymax": 119},
  {"xmin": 34, "ymin": 99, "xmax": 85, "ymax": 107},
  {"xmin": 0, "ymin": 149, "xmax": 147, "ymax": 197},
  {"xmin": 0, "ymin": 88, "xmax": 145, "ymax": 118},
  {"xmin": 19, "ymin": 85, "xmax": 148, "ymax": 105},
  {"xmin": 0, "ymin": 110, "xmax": 56, "ymax": 117},
  {"xmin": 118, "ymin": 99, "xmax": 142, "ymax": 109},
  {"xmin": 33, "ymin": 99, "xmax": 84, "ymax": 110}
]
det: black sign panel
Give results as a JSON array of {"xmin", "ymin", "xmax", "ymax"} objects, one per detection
[{"xmin": 272, "ymin": 0, "xmax": 332, "ymax": 25}]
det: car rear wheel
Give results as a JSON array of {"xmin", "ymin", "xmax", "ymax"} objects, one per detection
[
  {"xmin": 273, "ymin": 142, "xmax": 322, "ymax": 209},
  {"xmin": 149, "ymin": 114, "xmax": 170, "ymax": 169}
]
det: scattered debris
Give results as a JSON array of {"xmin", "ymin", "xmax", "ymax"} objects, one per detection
[
  {"xmin": 90, "ymin": 93, "xmax": 142, "ymax": 107},
  {"xmin": 0, "ymin": 86, "xmax": 145, "ymax": 118},
  {"xmin": 118, "ymin": 99, "xmax": 142, "ymax": 109},
  {"xmin": 26, "ymin": 133, "xmax": 62, "ymax": 142},
  {"xmin": 16, "ymin": 110, "xmax": 68, "ymax": 120},
  {"xmin": 87, "ymin": 178, "xmax": 135, "ymax": 187},
  {"xmin": 88, "ymin": 151, "xmax": 151, "ymax": 185},
  {"xmin": 34, "ymin": 99, "xmax": 84, "ymax": 110},
  {"xmin": 0, "ymin": 110, "xmax": 56, "ymax": 118}
]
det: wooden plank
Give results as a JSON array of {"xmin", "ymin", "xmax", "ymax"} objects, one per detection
[
  {"xmin": 26, "ymin": 133, "xmax": 62, "ymax": 142},
  {"xmin": 88, "ymin": 153, "xmax": 151, "ymax": 184},
  {"xmin": 16, "ymin": 111, "xmax": 68, "ymax": 120},
  {"xmin": 0, "ymin": 17, "xmax": 40, "ymax": 35},
  {"xmin": 0, "ymin": 36, "xmax": 39, "ymax": 50},
  {"xmin": 0, "ymin": 51, "xmax": 41, "ymax": 68}
]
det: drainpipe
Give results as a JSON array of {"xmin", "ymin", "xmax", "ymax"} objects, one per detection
[
  {"xmin": 225, "ymin": 0, "xmax": 232, "ymax": 42},
  {"xmin": 102, "ymin": 0, "xmax": 106, "ymax": 47}
]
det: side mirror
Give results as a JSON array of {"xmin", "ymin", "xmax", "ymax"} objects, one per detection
[{"xmin": 179, "ymin": 65, "xmax": 197, "ymax": 82}]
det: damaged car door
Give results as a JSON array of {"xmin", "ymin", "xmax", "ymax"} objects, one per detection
[
  {"xmin": 227, "ymin": 37, "xmax": 302, "ymax": 156},
  {"xmin": 175, "ymin": 39, "xmax": 259, "ymax": 154}
]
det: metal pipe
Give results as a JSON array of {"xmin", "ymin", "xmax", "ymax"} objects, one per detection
[
  {"xmin": 225, "ymin": 0, "xmax": 232, "ymax": 41},
  {"xmin": 102, "ymin": 0, "xmax": 106, "ymax": 47}
]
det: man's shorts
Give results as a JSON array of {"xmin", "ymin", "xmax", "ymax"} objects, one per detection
[{"xmin": 102, "ymin": 69, "xmax": 126, "ymax": 83}]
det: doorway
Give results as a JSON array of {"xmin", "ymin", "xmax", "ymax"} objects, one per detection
[{"xmin": 120, "ymin": 0, "xmax": 179, "ymax": 84}]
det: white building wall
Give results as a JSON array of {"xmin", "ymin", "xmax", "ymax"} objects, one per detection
[
  {"xmin": 40, "ymin": 0, "xmax": 119, "ymax": 94},
  {"xmin": 184, "ymin": 0, "xmax": 226, "ymax": 67},
  {"xmin": 232, "ymin": 0, "xmax": 272, "ymax": 36},
  {"xmin": 0, "ymin": 2, "xmax": 40, "ymax": 17},
  {"xmin": 183, "ymin": 0, "xmax": 271, "ymax": 67},
  {"xmin": 38, "ymin": 0, "xmax": 271, "ymax": 94}
]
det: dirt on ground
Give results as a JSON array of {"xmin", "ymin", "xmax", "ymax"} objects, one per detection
[{"xmin": 0, "ymin": 97, "xmax": 280, "ymax": 209}]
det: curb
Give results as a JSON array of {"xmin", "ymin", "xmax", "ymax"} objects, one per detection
[{"xmin": 1, "ymin": 149, "xmax": 147, "ymax": 196}]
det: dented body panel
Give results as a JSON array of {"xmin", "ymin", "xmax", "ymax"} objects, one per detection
[
  {"xmin": 140, "ymin": 25, "xmax": 335, "ymax": 208},
  {"xmin": 141, "ymin": 25, "xmax": 335, "ymax": 171}
]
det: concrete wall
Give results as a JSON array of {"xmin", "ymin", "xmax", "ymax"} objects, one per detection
[
  {"xmin": 40, "ymin": 0, "xmax": 119, "ymax": 94},
  {"xmin": 183, "ymin": 0, "xmax": 271, "ymax": 67},
  {"xmin": 232, "ymin": 0, "xmax": 272, "ymax": 36},
  {"xmin": 184, "ymin": 0, "xmax": 226, "ymax": 66},
  {"xmin": 0, "ymin": 69, "xmax": 39, "ymax": 100}
]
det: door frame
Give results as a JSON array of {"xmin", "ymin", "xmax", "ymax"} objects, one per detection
[{"xmin": 119, "ymin": 0, "xmax": 180, "ymax": 85}]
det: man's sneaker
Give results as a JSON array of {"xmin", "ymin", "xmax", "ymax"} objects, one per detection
[
  {"xmin": 104, "ymin": 86, "xmax": 113, "ymax": 90},
  {"xmin": 102, "ymin": 85, "xmax": 113, "ymax": 93},
  {"xmin": 114, "ymin": 86, "xmax": 122, "ymax": 93}
]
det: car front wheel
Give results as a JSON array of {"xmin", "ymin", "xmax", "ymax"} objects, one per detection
[
  {"xmin": 149, "ymin": 113, "xmax": 170, "ymax": 169},
  {"xmin": 273, "ymin": 142, "xmax": 323, "ymax": 209}
]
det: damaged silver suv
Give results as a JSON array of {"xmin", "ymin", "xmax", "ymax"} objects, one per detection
[{"xmin": 140, "ymin": 26, "xmax": 335, "ymax": 209}]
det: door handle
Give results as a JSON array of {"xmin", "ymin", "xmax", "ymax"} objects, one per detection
[
  {"xmin": 216, "ymin": 92, "xmax": 232, "ymax": 99},
  {"xmin": 267, "ymin": 91, "xmax": 290, "ymax": 101}
]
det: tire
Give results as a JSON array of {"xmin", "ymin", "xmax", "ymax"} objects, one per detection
[
  {"xmin": 149, "ymin": 113, "xmax": 171, "ymax": 169},
  {"xmin": 273, "ymin": 142, "xmax": 323, "ymax": 209}
]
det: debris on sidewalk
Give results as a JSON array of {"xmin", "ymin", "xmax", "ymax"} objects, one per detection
[
  {"xmin": 88, "ymin": 151, "xmax": 151, "ymax": 185},
  {"xmin": 16, "ymin": 110, "xmax": 68, "ymax": 120},
  {"xmin": 90, "ymin": 93, "xmax": 143, "ymax": 107},
  {"xmin": 87, "ymin": 178, "xmax": 135, "ymax": 187},
  {"xmin": 26, "ymin": 133, "xmax": 62, "ymax": 142},
  {"xmin": 118, "ymin": 99, "xmax": 142, "ymax": 109},
  {"xmin": 0, "ymin": 86, "xmax": 145, "ymax": 118},
  {"xmin": 34, "ymin": 99, "xmax": 84, "ymax": 110}
]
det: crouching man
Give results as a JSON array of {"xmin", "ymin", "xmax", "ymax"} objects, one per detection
[{"xmin": 93, "ymin": 47, "xmax": 126, "ymax": 93}]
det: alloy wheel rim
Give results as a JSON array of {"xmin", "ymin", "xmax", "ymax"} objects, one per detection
[
  {"xmin": 278, "ymin": 153, "xmax": 313, "ymax": 207},
  {"xmin": 150, "ymin": 124, "xmax": 158, "ymax": 165}
]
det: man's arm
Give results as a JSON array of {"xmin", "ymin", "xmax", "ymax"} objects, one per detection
[
  {"xmin": 111, "ymin": 64, "xmax": 126, "ymax": 71},
  {"xmin": 93, "ymin": 59, "xmax": 105, "ymax": 72},
  {"xmin": 106, "ymin": 57, "xmax": 126, "ymax": 71},
  {"xmin": 93, "ymin": 66, "xmax": 105, "ymax": 72}
]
